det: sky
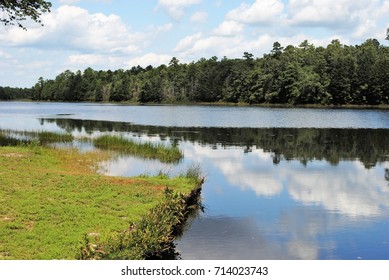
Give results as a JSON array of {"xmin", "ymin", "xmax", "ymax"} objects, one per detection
[{"xmin": 0, "ymin": 0, "xmax": 388, "ymax": 87}]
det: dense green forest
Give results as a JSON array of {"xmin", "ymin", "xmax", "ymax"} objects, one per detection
[
  {"xmin": 0, "ymin": 86, "xmax": 32, "ymax": 100},
  {"xmin": 2, "ymin": 39, "xmax": 389, "ymax": 105}
]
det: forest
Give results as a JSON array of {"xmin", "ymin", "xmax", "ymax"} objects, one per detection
[{"xmin": 2, "ymin": 39, "xmax": 389, "ymax": 106}]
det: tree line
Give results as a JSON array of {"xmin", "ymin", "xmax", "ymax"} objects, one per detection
[
  {"xmin": 0, "ymin": 86, "xmax": 32, "ymax": 100},
  {"xmin": 2, "ymin": 38, "xmax": 389, "ymax": 105}
]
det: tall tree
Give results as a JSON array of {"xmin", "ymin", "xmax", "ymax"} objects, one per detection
[{"xmin": 0, "ymin": 0, "xmax": 51, "ymax": 30}]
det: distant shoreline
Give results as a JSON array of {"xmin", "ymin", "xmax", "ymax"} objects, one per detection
[{"xmin": 3, "ymin": 99, "xmax": 389, "ymax": 110}]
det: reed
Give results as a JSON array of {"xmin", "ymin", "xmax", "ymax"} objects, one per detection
[{"xmin": 93, "ymin": 135, "xmax": 183, "ymax": 163}]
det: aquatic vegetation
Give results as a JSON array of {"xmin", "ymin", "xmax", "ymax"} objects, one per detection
[
  {"xmin": 37, "ymin": 131, "xmax": 73, "ymax": 144},
  {"xmin": 93, "ymin": 135, "xmax": 183, "ymax": 163}
]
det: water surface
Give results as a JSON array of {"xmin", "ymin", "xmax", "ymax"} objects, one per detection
[{"xmin": 1, "ymin": 101, "xmax": 388, "ymax": 259}]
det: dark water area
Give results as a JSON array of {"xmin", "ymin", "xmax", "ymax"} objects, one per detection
[{"xmin": 1, "ymin": 102, "xmax": 389, "ymax": 259}]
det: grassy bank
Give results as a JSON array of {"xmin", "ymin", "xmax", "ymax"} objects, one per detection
[{"xmin": 0, "ymin": 145, "xmax": 201, "ymax": 260}]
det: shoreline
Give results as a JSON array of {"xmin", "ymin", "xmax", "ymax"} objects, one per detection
[{"xmin": 2, "ymin": 99, "xmax": 389, "ymax": 110}]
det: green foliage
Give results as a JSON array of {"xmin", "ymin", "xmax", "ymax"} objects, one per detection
[
  {"xmin": 0, "ymin": 0, "xmax": 52, "ymax": 30},
  {"xmin": 0, "ymin": 86, "xmax": 32, "ymax": 100},
  {"xmin": 93, "ymin": 135, "xmax": 183, "ymax": 163},
  {"xmin": 24, "ymin": 38, "xmax": 389, "ymax": 106}
]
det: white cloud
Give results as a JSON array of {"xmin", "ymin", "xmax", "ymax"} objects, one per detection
[
  {"xmin": 177, "ymin": 34, "xmax": 244, "ymax": 58},
  {"xmin": 126, "ymin": 53, "xmax": 172, "ymax": 67},
  {"xmin": 0, "ymin": 5, "xmax": 150, "ymax": 54},
  {"xmin": 190, "ymin": 12, "xmax": 208, "ymax": 24},
  {"xmin": 286, "ymin": 0, "xmax": 389, "ymax": 41},
  {"xmin": 174, "ymin": 32, "xmax": 203, "ymax": 52},
  {"xmin": 227, "ymin": 0, "xmax": 285, "ymax": 25},
  {"xmin": 67, "ymin": 54, "xmax": 121, "ymax": 67},
  {"xmin": 212, "ymin": 20, "xmax": 244, "ymax": 37},
  {"xmin": 288, "ymin": 0, "xmax": 367, "ymax": 27},
  {"xmin": 158, "ymin": 0, "xmax": 202, "ymax": 20}
]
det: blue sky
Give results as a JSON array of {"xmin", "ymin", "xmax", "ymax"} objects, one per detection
[{"xmin": 1, "ymin": 0, "xmax": 388, "ymax": 87}]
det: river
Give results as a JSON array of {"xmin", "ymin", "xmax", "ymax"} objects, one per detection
[{"xmin": 1, "ymin": 101, "xmax": 388, "ymax": 259}]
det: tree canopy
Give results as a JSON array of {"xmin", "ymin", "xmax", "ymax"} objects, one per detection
[
  {"xmin": 0, "ymin": 0, "xmax": 51, "ymax": 29},
  {"xmin": 2, "ymin": 39, "xmax": 389, "ymax": 106}
]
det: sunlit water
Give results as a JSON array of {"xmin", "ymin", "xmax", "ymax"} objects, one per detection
[{"xmin": 1, "ymin": 101, "xmax": 389, "ymax": 260}]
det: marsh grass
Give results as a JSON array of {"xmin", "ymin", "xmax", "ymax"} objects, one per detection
[
  {"xmin": 94, "ymin": 135, "xmax": 183, "ymax": 163},
  {"xmin": 0, "ymin": 132, "xmax": 28, "ymax": 146},
  {"xmin": 0, "ymin": 129, "xmax": 73, "ymax": 145},
  {"xmin": 0, "ymin": 145, "xmax": 198, "ymax": 260}
]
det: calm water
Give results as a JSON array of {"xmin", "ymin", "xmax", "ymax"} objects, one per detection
[{"xmin": 1, "ymin": 101, "xmax": 389, "ymax": 260}]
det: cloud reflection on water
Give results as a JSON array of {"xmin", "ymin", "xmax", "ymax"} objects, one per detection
[{"xmin": 182, "ymin": 143, "xmax": 389, "ymax": 218}]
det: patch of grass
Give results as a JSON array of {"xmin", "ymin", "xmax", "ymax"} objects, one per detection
[
  {"xmin": 0, "ymin": 145, "xmax": 198, "ymax": 260},
  {"xmin": 94, "ymin": 135, "xmax": 183, "ymax": 163}
]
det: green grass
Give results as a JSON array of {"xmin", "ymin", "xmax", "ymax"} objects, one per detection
[
  {"xmin": 0, "ymin": 145, "xmax": 198, "ymax": 260},
  {"xmin": 93, "ymin": 135, "xmax": 183, "ymax": 163}
]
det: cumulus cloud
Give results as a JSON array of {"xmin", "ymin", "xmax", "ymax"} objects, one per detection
[
  {"xmin": 212, "ymin": 20, "xmax": 244, "ymax": 37},
  {"xmin": 158, "ymin": 0, "xmax": 202, "ymax": 20},
  {"xmin": 227, "ymin": 0, "xmax": 285, "ymax": 25},
  {"xmin": 174, "ymin": 32, "xmax": 203, "ymax": 53},
  {"xmin": 286, "ymin": 0, "xmax": 389, "ymax": 40},
  {"xmin": 0, "ymin": 5, "xmax": 172, "ymax": 55},
  {"xmin": 288, "ymin": 0, "xmax": 366, "ymax": 27},
  {"xmin": 174, "ymin": 34, "xmax": 244, "ymax": 58}
]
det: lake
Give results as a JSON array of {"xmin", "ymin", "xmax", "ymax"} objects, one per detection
[{"xmin": 1, "ymin": 101, "xmax": 389, "ymax": 260}]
